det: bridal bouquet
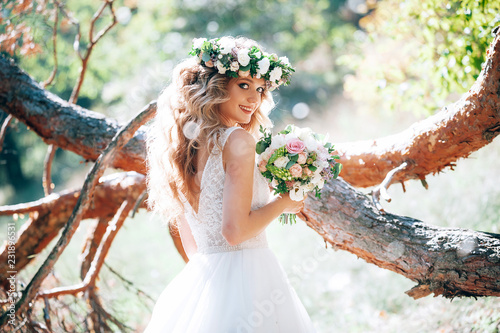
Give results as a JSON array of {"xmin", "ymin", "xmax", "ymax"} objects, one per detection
[{"xmin": 256, "ymin": 125, "xmax": 342, "ymax": 224}]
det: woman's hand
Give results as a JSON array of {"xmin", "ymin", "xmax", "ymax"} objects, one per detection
[{"xmin": 279, "ymin": 192, "xmax": 305, "ymax": 214}]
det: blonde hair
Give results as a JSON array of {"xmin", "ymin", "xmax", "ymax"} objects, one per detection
[{"xmin": 146, "ymin": 37, "xmax": 275, "ymax": 226}]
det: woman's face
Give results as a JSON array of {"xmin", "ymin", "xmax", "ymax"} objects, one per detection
[{"xmin": 218, "ymin": 76, "xmax": 266, "ymax": 126}]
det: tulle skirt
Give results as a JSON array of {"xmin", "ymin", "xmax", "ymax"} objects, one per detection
[{"xmin": 143, "ymin": 247, "xmax": 316, "ymax": 333}]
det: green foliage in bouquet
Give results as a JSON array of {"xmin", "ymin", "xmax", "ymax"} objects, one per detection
[{"xmin": 256, "ymin": 125, "xmax": 273, "ymax": 154}]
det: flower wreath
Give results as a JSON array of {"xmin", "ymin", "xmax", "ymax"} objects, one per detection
[{"xmin": 189, "ymin": 37, "xmax": 295, "ymax": 91}]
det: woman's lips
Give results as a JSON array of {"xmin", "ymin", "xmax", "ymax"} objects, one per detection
[{"xmin": 239, "ymin": 105, "xmax": 253, "ymax": 114}]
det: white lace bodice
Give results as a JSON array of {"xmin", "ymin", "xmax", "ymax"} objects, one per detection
[{"xmin": 182, "ymin": 127, "xmax": 271, "ymax": 254}]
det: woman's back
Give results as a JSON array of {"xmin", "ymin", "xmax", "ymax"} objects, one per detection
[{"xmin": 183, "ymin": 126, "xmax": 271, "ymax": 254}]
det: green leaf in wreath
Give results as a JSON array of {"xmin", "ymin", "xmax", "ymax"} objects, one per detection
[
  {"xmin": 239, "ymin": 64, "xmax": 251, "ymax": 72},
  {"xmin": 202, "ymin": 52, "xmax": 211, "ymax": 62}
]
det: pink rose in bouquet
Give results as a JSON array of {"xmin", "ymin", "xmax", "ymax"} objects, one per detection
[
  {"xmin": 303, "ymin": 167, "xmax": 313, "ymax": 177},
  {"xmin": 286, "ymin": 139, "xmax": 305, "ymax": 154},
  {"xmin": 258, "ymin": 160, "xmax": 267, "ymax": 172},
  {"xmin": 289, "ymin": 164, "xmax": 303, "ymax": 178},
  {"xmin": 297, "ymin": 152, "xmax": 307, "ymax": 164}
]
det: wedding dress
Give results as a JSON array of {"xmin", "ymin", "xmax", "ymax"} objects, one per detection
[{"xmin": 144, "ymin": 127, "xmax": 316, "ymax": 333}]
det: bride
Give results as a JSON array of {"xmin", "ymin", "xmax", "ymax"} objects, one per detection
[{"xmin": 144, "ymin": 36, "xmax": 316, "ymax": 332}]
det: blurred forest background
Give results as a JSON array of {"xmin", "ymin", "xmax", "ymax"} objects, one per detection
[{"xmin": 1, "ymin": 0, "xmax": 500, "ymax": 331}]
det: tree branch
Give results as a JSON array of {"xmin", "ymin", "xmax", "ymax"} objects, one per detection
[
  {"xmin": 371, "ymin": 161, "xmax": 409, "ymax": 212},
  {"xmin": 36, "ymin": 198, "xmax": 139, "ymax": 299},
  {"xmin": 0, "ymin": 104, "xmax": 155, "ymax": 328},
  {"xmin": 69, "ymin": 0, "xmax": 117, "ymax": 104},
  {"xmin": 40, "ymin": 5, "xmax": 59, "ymax": 89},
  {"xmin": 336, "ymin": 32, "xmax": 500, "ymax": 187},
  {"xmin": 0, "ymin": 172, "xmax": 146, "ymax": 283},
  {"xmin": 42, "ymin": 144, "xmax": 57, "ymax": 196},
  {"xmin": 301, "ymin": 178, "xmax": 500, "ymax": 299},
  {"xmin": 80, "ymin": 217, "xmax": 110, "ymax": 280},
  {"xmin": 0, "ymin": 55, "xmax": 150, "ymax": 175},
  {"xmin": 0, "ymin": 113, "xmax": 12, "ymax": 152}
]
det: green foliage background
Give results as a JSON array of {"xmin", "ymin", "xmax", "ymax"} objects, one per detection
[{"xmin": 341, "ymin": 0, "xmax": 500, "ymax": 114}]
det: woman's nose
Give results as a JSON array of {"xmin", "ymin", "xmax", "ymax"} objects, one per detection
[{"xmin": 247, "ymin": 90, "xmax": 259, "ymax": 103}]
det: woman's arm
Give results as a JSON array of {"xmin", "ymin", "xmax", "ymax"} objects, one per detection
[
  {"xmin": 221, "ymin": 129, "xmax": 304, "ymax": 246},
  {"xmin": 178, "ymin": 214, "xmax": 197, "ymax": 260}
]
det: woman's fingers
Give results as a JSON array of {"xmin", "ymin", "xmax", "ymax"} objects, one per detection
[
  {"xmin": 280, "ymin": 193, "xmax": 306, "ymax": 214},
  {"xmin": 292, "ymin": 199, "xmax": 305, "ymax": 213}
]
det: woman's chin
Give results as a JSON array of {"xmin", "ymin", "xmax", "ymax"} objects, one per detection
[{"xmin": 239, "ymin": 115, "xmax": 252, "ymax": 124}]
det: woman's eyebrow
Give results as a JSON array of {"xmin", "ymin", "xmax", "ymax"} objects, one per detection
[{"xmin": 237, "ymin": 77, "xmax": 266, "ymax": 90}]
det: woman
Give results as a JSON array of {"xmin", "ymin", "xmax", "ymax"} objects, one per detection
[{"xmin": 145, "ymin": 36, "xmax": 316, "ymax": 332}]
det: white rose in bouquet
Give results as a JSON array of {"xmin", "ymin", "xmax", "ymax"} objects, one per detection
[
  {"xmin": 304, "ymin": 137, "xmax": 319, "ymax": 151},
  {"xmin": 270, "ymin": 135, "xmax": 287, "ymax": 150},
  {"xmin": 274, "ymin": 156, "xmax": 289, "ymax": 168},
  {"xmin": 290, "ymin": 185, "xmax": 306, "ymax": 201},
  {"xmin": 297, "ymin": 127, "xmax": 313, "ymax": 141}
]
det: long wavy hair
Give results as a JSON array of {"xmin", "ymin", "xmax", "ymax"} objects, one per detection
[{"xmin": 146, "ymin": 37, "xmax": 275, "ymax": 226}]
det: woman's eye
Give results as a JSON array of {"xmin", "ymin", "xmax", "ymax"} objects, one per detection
[
  {"xmin": 257, "ymin": 87, "xmax": 265, "ymax": 94},
  {"xmin": 239, "ymin": 83, "xmax": 249, "ymax": 89}
]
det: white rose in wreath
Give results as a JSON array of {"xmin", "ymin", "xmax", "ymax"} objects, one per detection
[
  {"xmin": 192, "ymin": 38, "xmax": 207, "ymax": 50},
  {"xmin": 269, "ymin": 67, "xmax": 283, "ymax": 83},
  {"xmin": 230, "ymin": 61, "xmax": 239, "ymax": 72},
  {"xmin": 257, "ymin": 57, "xmax": 270, "ymax": 75},
  {"xmin": 218, "ymin": 37, "xmax": 235, "ymax": 54},
  {"xmin": 216, "ymin": 61, "xmax": 227, "ymax": 74},
  {"xmin": 237, "ymin": 49, "xmax": 250, "ymax": 66}
]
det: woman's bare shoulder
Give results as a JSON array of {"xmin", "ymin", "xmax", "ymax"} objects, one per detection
[
  {"xmin": 223, "ymin": 128, "xmax": 256, "ymax": 168},
  {"xmin": 224, "ymin": 128, "xmax": 255, "ymax": 154},
  {"xmin": 227, "ymin": 127, "xmax": 255, "ymax": 146}
]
